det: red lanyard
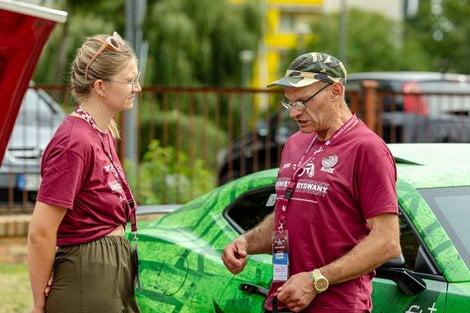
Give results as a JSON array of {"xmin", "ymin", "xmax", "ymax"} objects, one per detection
[
  {"xmin": 74, "ymin": 105, "xmax": 138, "ymax": 233},
  {"xmin": 277, "ymin": 114, "xmax": 358, "ymax": 231}
]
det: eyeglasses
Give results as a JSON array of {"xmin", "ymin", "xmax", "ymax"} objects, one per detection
[
  {"xmin": 281, "ymin": 83, "xmax": 332, "ymax": 111},
  {"xmin": 105, "ymin": 72, "xmax": 141, "ymax": 89},
  {"xmin": 84, "ymin": 31, "xmax": 125, "ymax": 80}
]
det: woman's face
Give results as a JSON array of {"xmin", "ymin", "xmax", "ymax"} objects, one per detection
[{"xmin": 102, "ymin": 57, "xmax": 141, "ymax": 113}]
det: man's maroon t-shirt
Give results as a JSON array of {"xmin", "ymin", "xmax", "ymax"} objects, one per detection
[
  {"xmin": 37, "ymin": 116, "xmax": 132, "ymax": 247},
  {"xmin": 265, "ymin": 118, "xmax": 398, "ymax": 313}
]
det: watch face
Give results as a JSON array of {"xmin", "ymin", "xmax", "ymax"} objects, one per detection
[{"xmin": 316, "ymin": 278, "xmax": 328, "ymax": 291}]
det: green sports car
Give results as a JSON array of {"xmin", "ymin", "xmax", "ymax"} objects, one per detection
[{"xmin": 132, "ymin": 144, "xmax": 470, "ymax": 313}]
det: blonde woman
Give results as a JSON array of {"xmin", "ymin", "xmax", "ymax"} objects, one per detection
[{"xmin": 28, "ymin": 32, "xmax": 142, "ymax": 313}]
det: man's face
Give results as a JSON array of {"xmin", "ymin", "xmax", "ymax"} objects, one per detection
[{"xmin": 285, "ymin": 82, "xmax": 336, "ymax": 134}]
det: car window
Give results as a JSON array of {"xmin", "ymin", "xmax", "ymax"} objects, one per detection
[
  {"xmin": 398, "ymin": 211, "xmax": 419, "ymax": 270},
  {"xmin": 399, "ymin": 209, "xmax": 441, "ymax": 275},
  {"xmin": 419, "ymin": 186, "xmax": 470, "ymax": 270},
  {"xmin": 17, "ymin": 89, "xmax": 58, "ymax": 125},
  {"xmin": 224, "ymin": 186, "xmax": 276, "ymax": 233}
]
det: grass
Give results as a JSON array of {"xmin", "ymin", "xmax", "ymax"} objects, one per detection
[{"xmin": 0, "ymin": 263, "xmax": 31, "ymax": 313}]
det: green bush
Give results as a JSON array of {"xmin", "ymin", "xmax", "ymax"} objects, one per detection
[
  {"xmin": 138, "ymin": 106, "xmax": 228, "ymax": 170},
  {"xmin": 127, "ymin": 140, "xmax": 215, "ymax": 204}
]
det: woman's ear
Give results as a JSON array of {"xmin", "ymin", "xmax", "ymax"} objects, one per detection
[{"xmin": 92, "ymin": 79, "xmax": 106, "ymax": 98}]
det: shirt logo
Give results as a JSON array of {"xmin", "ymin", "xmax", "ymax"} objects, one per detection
[
  {"xmin": 104, "ymin": 164, "xmax": 119, "ymax": 179},
  {"xmin": 297, "ymin": 162, "xmax": 315, "ymax": 178},
  {"xmin": 296, "ymin": 181, "xmax": 329, "ymax": 197},
  {"xmin": 321, "ymin": 154, "xmax": 338, "ymax": 174},
  {"xmin": 108, "ymin": 180, "xmax": 123, "ymax": 193}
]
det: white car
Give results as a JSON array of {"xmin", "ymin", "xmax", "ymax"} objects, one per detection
[{"xmin": 0, "ymin": 86, "xmax": 65, "ymax": 203}]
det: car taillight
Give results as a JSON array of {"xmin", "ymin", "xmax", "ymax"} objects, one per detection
[{"xmin": 403, "ymin": 81, "xmax": 429, "ymax": 116}]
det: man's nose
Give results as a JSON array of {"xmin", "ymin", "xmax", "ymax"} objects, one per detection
[{"xmin": 289, "ymin": 108, "xmax": 302, "ymax": 118}]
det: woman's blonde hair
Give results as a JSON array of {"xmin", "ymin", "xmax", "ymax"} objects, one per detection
[{"xmin": 70, "ymin": 33, "xmax": 137, "ymax": 139}]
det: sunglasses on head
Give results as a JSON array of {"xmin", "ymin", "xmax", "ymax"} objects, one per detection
[{"xmin": 84, "ymin": 31, "xmax": 125, "ymax": 80}]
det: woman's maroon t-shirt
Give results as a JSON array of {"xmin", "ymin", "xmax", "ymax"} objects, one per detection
[{"xmin": 37, "ymin": 116, "xmax": 132, "ymax": 246}]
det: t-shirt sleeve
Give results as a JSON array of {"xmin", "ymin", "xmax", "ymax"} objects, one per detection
[
  {"xmin": 37, "ymin": 146, "xmax": 86, "ymax": 209},
  {"xmin": 357, "ymin": 153, "xmax": 398, "ymax": 219}
]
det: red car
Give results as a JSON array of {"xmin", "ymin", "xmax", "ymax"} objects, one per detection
[{"xmin": 0, "ymin": 0, "xmax": 67, "ymax": 203}]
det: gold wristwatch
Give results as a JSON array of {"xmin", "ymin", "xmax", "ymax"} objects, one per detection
[{"xmin": 311, "ymin": 269, "xmax": 329, "ymax": 294}]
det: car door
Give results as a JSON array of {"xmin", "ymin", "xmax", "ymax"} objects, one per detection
[
  {"xmin": 217, "ymin": 186, "xmax": 276, "ymax": 313},
  {"xmin": 372, "ymin": 209, "xmax": 448, "ymax": 313},
  {"xmin": 220, "ymin": 185, "xmax": 450, "ymax": 313}
]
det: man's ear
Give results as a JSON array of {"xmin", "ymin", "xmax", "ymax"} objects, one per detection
[{"xmin": 331, "ymin": 82, "xmax": 343, "ymax": 96}]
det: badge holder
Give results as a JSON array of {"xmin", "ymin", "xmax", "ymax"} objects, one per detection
[{"xmin": 272, "ymin": 227, "xmax": 289, "ymax": 283}]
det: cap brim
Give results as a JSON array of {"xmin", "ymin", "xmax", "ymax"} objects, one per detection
[{"xmin": 266, "ymin": 76, "xmax": 320, "ymax": 88}]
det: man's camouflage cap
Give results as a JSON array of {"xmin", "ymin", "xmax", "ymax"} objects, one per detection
[{"xmin": 267, "ymin": 52, "xmax": 347, "ymax": 88}]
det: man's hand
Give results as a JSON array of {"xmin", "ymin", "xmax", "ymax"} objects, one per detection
[
  {"xmin": 221, "ymin": 236, "xmax": 248, "ymax": 274},
  {"xmin": 276, "ymin": 271, "xmax": 316, "ymax": 312}
]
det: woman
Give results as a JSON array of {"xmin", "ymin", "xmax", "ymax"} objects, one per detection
[{"xmin": 27, "ymin": 31, "xmax": 142, "ymax": 313}]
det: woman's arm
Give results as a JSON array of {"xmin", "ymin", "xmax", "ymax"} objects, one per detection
[{"xmin": 27, "ymin": 201, "xmax": 67, "ymax": 313}]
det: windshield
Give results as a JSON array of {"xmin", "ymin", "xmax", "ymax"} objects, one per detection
[{"xmin": 419, "ymin": 187, "xmax": 470, "ymax": 269}]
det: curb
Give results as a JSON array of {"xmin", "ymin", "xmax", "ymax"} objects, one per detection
[{"xmin": 0, "ymin": 214, "xmax": 31, "ymax": 237}]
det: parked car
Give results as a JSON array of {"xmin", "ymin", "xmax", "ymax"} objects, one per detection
[
  {"xmin": 216, "ymin": 72, "xmax": 470, "ymax": 184},
  {"xmin": 0, "ymin": 86, "xmax": 65, "ymax": 202},
  {"xmin": 132, "ymin": 143, "xmax": 470, "ymax": 313},
  {"xmin": 0, "ymin": 0, "xmax": 67, "ymax": 206},
  {"xmin": 347, "ymin": 72, "xmax": 470, "ymax": 144},
  {"xmin": 346, "ymin": 71, "xmax": 470, "ymax": 116}
]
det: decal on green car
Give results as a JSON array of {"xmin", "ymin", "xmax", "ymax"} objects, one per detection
[
  {"xmin": 397, "ymin": 179, "xmax": 470, "ymax": 282},
  {"xmin": 134, "ymin": 170, "xmax": 277, "ymax": 312}
]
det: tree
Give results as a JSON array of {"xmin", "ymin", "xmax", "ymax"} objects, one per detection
[
  {"xmin": 408, "ymin": 0, "xmax": 470, "ymax": 74},
  {"xmin": 34, "ymin": 0, "xmax": 261, "ymax": 88},
  {"xmin": 282, "ymin": 8, "xmax": 433, "ymax": 74},
  {"xmin": 143, "ymin": 0, "xmax": 261, "ymax": 86}
]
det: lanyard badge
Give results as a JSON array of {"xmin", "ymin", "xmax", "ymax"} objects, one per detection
[{"xmin": 272, "ymin": 228, "xmax": 289, "ymax": 282}]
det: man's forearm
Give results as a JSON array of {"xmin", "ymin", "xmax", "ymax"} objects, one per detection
[
  {"xmin": 320, "ymin": 214, "xmax": 400, "ymax": 285},
  {"xmin": 243, "ymin": 212, "xmax": 274, "ymax": 255}
]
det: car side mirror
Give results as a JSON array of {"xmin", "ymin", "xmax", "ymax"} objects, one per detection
[
  {"xmin": 376, "ymin": 255, "xmax": 427, "ymax": 296},
  {"xmin": 382, "ymin": 254, "xmax": 406, "ymax": 267}
]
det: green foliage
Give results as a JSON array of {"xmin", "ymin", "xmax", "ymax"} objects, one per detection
[
  {"xmin": 144, "ymin": 0, "xmax": 262, "ymax": 86},
  {"xmin": 126, "ymin": 140, "xmax": 215, "ymax": 204},
  {"xmin": 33, "ymin": 1, "xmax": 125, "ymax": 85},
  {"xmin": 138, "ymin": 99, "xmax": 228, "ymax": 170},
  {"xmin": 34, "ymin": 0, "xmax": 261, "ymax": 87},
  {"xmin": 304, "ymin": 9, "xmax": 433, "ymax": 73},
  {"xmin": 409, "ymin": 0, "xmax": 470, "ymax": 74}
]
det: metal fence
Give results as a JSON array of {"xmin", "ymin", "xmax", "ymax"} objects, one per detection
[{"xmin": 2, "ymin": 82, "xmax": 470, "ymax": 212}]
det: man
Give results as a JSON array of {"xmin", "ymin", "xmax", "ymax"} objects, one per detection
[{"xmin": 221, "ymin": 52, "xmax": 401, "ymax": 313}]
